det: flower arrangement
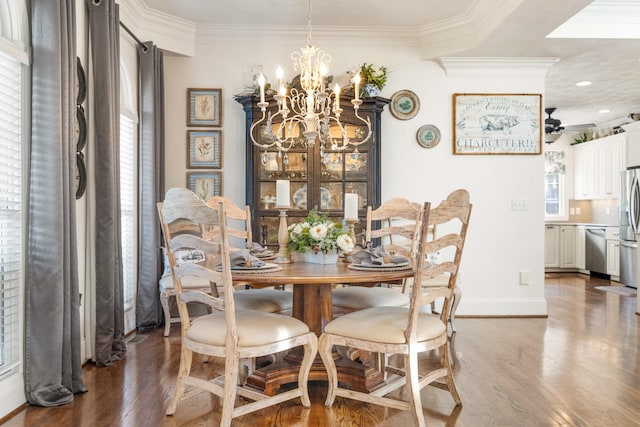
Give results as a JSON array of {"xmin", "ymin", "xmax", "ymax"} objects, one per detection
[{"xmin": 288, "ymin": 209, "xmax": 355, "ymax": 254}]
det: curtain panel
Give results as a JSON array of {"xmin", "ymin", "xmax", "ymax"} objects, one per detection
[
  {"xmin": 136, "ymin": 42, "xmax": 165, "ymax": 329},
  {"xmin": 25, "ymin": 0, "xmax": 86, "ymax": 405},
  {"xmin": 86, "ymin": 0, "xmax": 126, "ymax": 366}
]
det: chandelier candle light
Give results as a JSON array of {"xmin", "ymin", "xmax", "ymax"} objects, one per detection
[
  {"xmin": 251, "ymin": 0, "xmax": 372, "ymax": 161},
  {"xmin": 275, "ymin": 180, "xmax": 292, "ymax": 263}
]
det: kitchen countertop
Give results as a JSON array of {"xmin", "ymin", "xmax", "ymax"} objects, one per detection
[{"xmin": 545, "ymin": 222, "xmax": 619, "ymax": 227}]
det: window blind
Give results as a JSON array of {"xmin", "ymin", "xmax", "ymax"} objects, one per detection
[
  {"xmin": 120, "ymin": 115, "xmax": 136, "ymax": 332},
  {"xmin": 0, "ymin": 50, "xmax": 22, "ymax": 376}
]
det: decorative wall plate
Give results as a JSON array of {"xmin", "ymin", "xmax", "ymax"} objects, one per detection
[
  {"xmin": 76, "ymin": 57, "xmax": 86, "ymax": 105},
  {"xmin": 390, "ymin": 90, "xmax": 420, "ymax": 120},
  {"xmin": 76, "ymin": 105, "xmax": 87, "ymax": 152},
  {"xmin": 416, "ymin": 124, "xmax": 441, "ymax": 149},
  {"xmin": 75, "ymin": 152, "xmax": 87, "ymax": 199}
]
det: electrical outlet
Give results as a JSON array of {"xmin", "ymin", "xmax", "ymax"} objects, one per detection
[
  {"xmin": 570, "ymin": 208, "xmax": 576, "ymax": 215},
  {"xmin": 519, "ymin": 271, "xmax": 530, "ymax": 285},
  {"xmin": 511, "ymin": 199, "xmax": 528, "ymax": 211},
  {"xmin": 576, "ymin": 207, "xmax": 581, "ymax": 214}
]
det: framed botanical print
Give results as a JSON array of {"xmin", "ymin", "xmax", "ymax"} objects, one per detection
[
  {"xmin": 187, "ymin": 171, "xmax": 222, "ymax": 200},
  {"xmin": 187, "ymin": 130, "xmax": 222, "ymax": 169},
  {"xmin": 453, "ymin": 93, "xmax": 542, "ymax": 155},
  {"xmin": 187, "ymin": 88, "xmax": 222, "ymax": 127}
]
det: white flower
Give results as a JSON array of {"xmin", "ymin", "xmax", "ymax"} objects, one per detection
[
  {"xmin": 293, "ymin": 223, "xmax": 304, "ymax": 235},
  {"xmin": 309, "ymin": 223, "xmax": 328, "ymax": 240},
  {"xmin": 336, "ymin": 234, "xmax": 355, "ymax": 252}
]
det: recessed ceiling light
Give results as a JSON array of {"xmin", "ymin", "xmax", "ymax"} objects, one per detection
[
  {"xmin": 599, "ymin": 109, "xmax": 610, "ymax": 113},
  {"xmin": 576, "ymin": 81, "xmax": 592, "ymax": 87}
]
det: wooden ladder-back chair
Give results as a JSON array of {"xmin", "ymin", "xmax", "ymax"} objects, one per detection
[
  {"xmin": 162, "ymin": 188, "xmax": 317, "ymax": 426},
  {"xmin": 157, "ymin": 196, "xmax": 293, "ymax": 337},
  {"xmin": 331, "ymin": 197, "xmax": 423, "ymax": 315},
  {"xmin": 319, "ymin": 189, "xmax": 472, "ymax": 427}
]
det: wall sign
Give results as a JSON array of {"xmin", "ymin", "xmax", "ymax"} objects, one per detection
[{"xmin": 453, "ymin": 93, "xmax": 542, "ymax": 155}]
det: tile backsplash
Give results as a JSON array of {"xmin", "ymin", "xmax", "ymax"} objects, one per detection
[{"xmin": 567, "ymin": 199, "xmax": 619, "ymax": 225}]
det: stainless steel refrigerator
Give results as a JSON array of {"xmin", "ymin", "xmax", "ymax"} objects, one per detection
[{"xmin": 619, "ymin": 169, "xmax": 639, "ymax": 288}]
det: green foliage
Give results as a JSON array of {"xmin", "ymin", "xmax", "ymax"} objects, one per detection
[
  {"xmin": 287, "ymin": 209, "xmax": 350, "ymax": 254},
  {"xmin": 359, "ymin": 63, "xmax": 388, "ymax": 90}
]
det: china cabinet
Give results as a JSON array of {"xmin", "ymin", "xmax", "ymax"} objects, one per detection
[{"xmin": 236, "ymin": 95, "xmax": 389, "ymax": 248}]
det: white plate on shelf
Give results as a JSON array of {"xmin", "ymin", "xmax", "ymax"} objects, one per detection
[{"xmin": 292, "ymin": 187, "xmax": 332, "ymax": 209}]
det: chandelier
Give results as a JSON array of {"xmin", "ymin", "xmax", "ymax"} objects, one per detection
[{"xmin": 250, "ymin": 0, "xmax": 372, "ymax": 159}]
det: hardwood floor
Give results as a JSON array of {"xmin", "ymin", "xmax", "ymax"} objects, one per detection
[{"xmin": 3, "ymin": 273, "xmax": 639, "ymax": 426}]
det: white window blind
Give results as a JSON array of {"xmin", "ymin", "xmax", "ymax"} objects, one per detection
[
  {"xmin": 0, "ymin": 50, "xmax": 22, "ymax": 376},
  {"xmin": 120, "ymin": 115, "xmax": 136, "ymax": 333}
]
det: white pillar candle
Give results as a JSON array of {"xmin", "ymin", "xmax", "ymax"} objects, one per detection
[
  {"xmin": 344, "ymin": 193, "xmax": 359, "ymax": 219},
  {"xmin": 257, "ymin": 73, "xmax": 266, "ymax": 103},
  {"xmin": 276, "ymin": 180, "xmax": 290, "ymax": 208},
  {"xmin": 353, "ymin": 73, "xmax": 361, "ymax": 101}
]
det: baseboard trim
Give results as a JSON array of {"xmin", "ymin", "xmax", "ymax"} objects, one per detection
[{"xmin": 456, "ymin": 297, "xmax": 548, "ymax": 316}]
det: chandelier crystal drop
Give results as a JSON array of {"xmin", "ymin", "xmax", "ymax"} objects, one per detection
[{"xmin": 250, "ymin": 0, "xmax": 372, "ymax": 158}]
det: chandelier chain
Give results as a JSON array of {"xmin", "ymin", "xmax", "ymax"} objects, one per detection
[{"xmin": 307, "ymin": 0, "xmax": 312, "ymax": 46}]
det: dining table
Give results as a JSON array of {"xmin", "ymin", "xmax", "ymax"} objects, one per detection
[{"xmin": 230, "ymin": 260, "xmax": 415, "ymax": 396}]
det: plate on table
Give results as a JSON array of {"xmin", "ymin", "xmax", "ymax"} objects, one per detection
[
  {"xmin": 217, "ymin": 262, "xmax": 282, "ymax": 273},
  {"xmin": 349, "ymin": 261, "xmax": 411, "ymax": 271}
]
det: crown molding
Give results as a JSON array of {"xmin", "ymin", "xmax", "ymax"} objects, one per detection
[
  {"xmin": 117, "ymin": 0, "xmax": 197, "ymax": 56},
  {"xmin": 418, "ymin": 0, "xmax": 524, "ymax": 59},
  {"xmin": 195, "ymin": 24, "xmax": 419, "ymax": 47},
  {"xmin": 439, "ymin": 57, "xmax": 559, "ymax": 77}
]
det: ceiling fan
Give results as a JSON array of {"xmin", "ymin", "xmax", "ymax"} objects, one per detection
[{"xmin": 544, "ymin": 107, "xmax": 596, "ymax": 143}]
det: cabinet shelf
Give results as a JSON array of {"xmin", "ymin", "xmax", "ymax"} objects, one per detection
[{"xmin": 236, "ymin": 95, "xmax": 389, "ymax": 247}]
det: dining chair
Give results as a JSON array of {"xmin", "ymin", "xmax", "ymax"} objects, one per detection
[
  {"xmin": 318, "ymin": 189, "xmax": 472, "ymax": 427},
  {"xmin": 157, "ymin": 196, "xmax": 293, "ymax": 337},
  {"xmin": 331, "ymin": 197, "xmax": 423, "ymax": 315},
  {"xmin": 162, "ymin": 188, "xmax": 317, "ymax": 426}
]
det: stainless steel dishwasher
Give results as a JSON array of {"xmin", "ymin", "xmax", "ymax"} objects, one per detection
[{"xmin": 585, "ymin": 226, "xmax": 607, "ymax": 275}]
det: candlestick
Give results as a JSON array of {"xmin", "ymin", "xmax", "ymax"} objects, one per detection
[
  {"xmin": 276, "ymin": 179, "xmax": 290, "ymax": 208},
  {"xmin": 344, "ymin": 193, "xmax": 359, "ymax": 220},
  {"xmin": 275, "ymin": 209, "xmax": 291, "ymax": 263},
  {"xmin": 276, "ymin": 66, "xmax": 283, "ymax": 92},
  {"xmin": 343, "ymin": 218, "xmax": 359, "ymax": 263},
  {"xmin": 334, "ymin": 84, "xmax": 340, "ymax": 110}
]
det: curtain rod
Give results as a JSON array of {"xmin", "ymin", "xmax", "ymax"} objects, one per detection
[{"xmin": 119, "ymin": 22, "xmax": 148, "ymax": 52}]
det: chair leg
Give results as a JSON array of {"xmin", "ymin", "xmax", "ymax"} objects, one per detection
[
  {"xmin": 220, "ymin": 353, "xmax": 239, "ymax": 427},
  {"xmin": 298, "ymin": 334, "xmax": 318, "ymax": 408},
  {"xmin": 450, "ymin": 286, "xmax": 461, "ymax": 333},
  {"xmin": 440, "ymin": 341, "xmax": 462, "ymax": 405},
  {"xmin": 166, "ymin": 346, "xmax": 193, "ymax": 415},
  {"xmin": 318, "ymin": 334, "xmax": 338, "ymax": 407},
  {"xmin": 404, "ymin": 350, "xmax": 426, "ymax": 427},
  {"xmin": 161, "ymin": 290, "xmax": 172, "ymax": 337}
]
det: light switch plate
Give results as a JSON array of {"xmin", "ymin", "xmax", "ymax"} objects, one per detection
[{"xmin": 512, "ymin": 199, "xmax": 528, "ymax": 211}]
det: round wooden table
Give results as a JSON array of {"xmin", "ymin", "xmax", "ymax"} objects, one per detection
[{"xmin": 231, "ymin": 261, "xmax": 415, "ymax": 395}]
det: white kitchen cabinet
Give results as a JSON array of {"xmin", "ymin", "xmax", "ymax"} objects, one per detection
[
  {"xmin": 545, "ymin": 225, "xmax": 560, "ymax": 268},
  {"xmin": 623, "ymin": 121, "xmax": 640, "ymax": 168},
  {"xmin": 576, "ymin": 225, "xmax": 586, "ymax": 270},
  {"xmin": 573, "ymin": 134, "xmax": 624, "ymax": 200},
  {"xmin": 606, "ymin": 227, "xmax": 620, "ymax": 278},
  {"xmin": 560, "ymin": 225, "xmax": 576, "ymax": 268}
]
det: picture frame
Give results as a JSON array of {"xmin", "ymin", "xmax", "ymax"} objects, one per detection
[
  {"xmin": 187, "ymin": 130, "xmax": 222, "ymax": 169},
  {"xmin": 187, "ymin": 88, "xmax": 222, "ymax": 127},
  {"xmin": 390, "ymin": 90, "xmax": 420, "ymax": 120},
  {"xmin": 453, "ymin": 93, "xmax": 542, "ymax": 155},
  {"xmin": 187, "ymin": 171, "xmax": 222, "ymax": 200}
]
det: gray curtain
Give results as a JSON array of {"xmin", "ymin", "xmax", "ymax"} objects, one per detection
[
  {"xmin": 86, "ymin": 0, "xmax": 126, "ymax": 365},
  {"xmin": 25, "ymin": 0, "xmax": 86, "ymax": 405},
  {"xmin": 136, "ymin": 41, "xmax": 165, "ymax": 329}
]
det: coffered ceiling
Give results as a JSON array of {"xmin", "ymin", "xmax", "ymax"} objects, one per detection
[{"xmin": 140, "ymin": 0, "xmax": 640, "ymax": 134}]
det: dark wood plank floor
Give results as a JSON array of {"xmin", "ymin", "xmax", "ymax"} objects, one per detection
[{"xmin": 3, "ymin": 273, "xmax": 639, "ymax": 426}]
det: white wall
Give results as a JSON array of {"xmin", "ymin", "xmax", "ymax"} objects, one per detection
[{"xmin": 163, "ymin": 33, "xmax": 547, "ymax": 316}]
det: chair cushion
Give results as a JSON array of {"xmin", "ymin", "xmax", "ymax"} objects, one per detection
[
  {"xmin": 188, "ymin": 310, "xmax": 310, "ymax": 347},
  {"xmin": 159, "ymin": 274, "xmax": 210, "ymax": 291},
  {"xmin": 324, "ymin": 306, "xmax": 446, "ymax": 344},
  {"xmin": 332, "ymin": 287, "xmax": 409, "ymax": 310},
  {"xmin": 235, "ymin": 289, "xmax": 293, "ymax": 313}
]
